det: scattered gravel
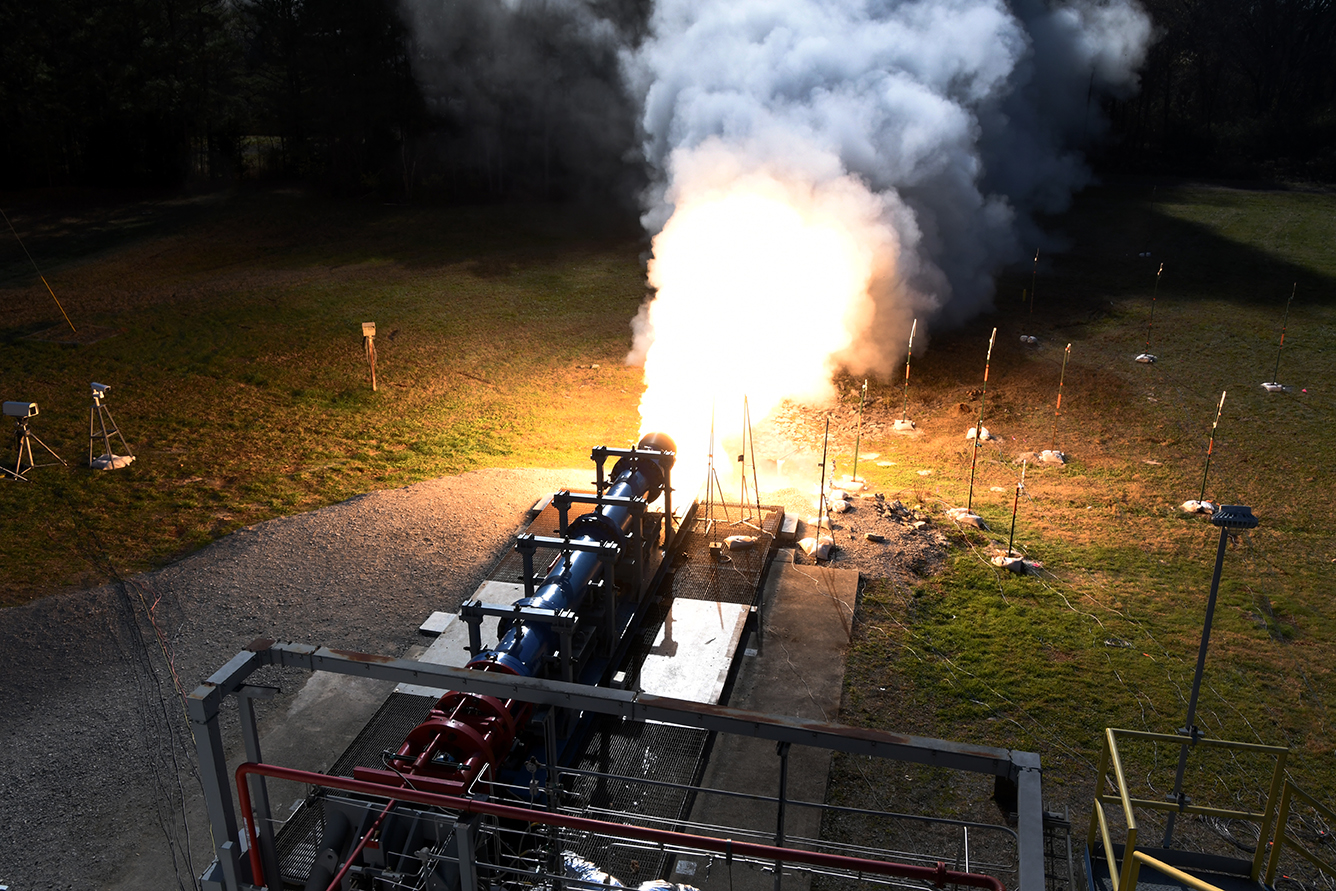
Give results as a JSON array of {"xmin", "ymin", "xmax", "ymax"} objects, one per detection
[
  {"xmin": 0, "ymin": 467, "xmax": 587, "ymax": 891},
  {"xmin": 0, "ymin": 463, "xmax": 947, "ymax": 891}
]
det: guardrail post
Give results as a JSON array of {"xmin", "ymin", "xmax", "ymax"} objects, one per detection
[
  {"xmin": 1254, "ymin": 748, "xmax": 1289, "ymax": 879},
  {"xmin": 1265, "ymin": 781, "xmax": 1294, "ymax": 885},
  {"xmin": 1088, "ymin": 734, "xmax": 1111, "ymax": 850}
]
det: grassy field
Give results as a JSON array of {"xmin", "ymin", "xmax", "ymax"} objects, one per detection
[
  {"xmin": 1, "ymin": 190, "xmax": 646, "ymax": 602},
  {"xmin": 3, "ymin": 181, "xmax": 1334, "ymax": 868},
  {"xmin": 826, "ymin": 182, "xmax": 1336, "ymax": 864}
]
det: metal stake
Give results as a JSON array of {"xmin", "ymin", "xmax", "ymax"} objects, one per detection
[
  {"xmin": 1269, "ymin": 283, "xmax": 1296, "ymax": 385},
  {"xmin": 1029, "ymin": 251, "xmax": 1038, "ymax": 315},
  {"xmin": 1198, "ymin": 391, "xmax": 1226, "ymax": 505},
  {"xmin": 815, "ymin": 417, "xmax": 830, "ymax": 556},
  {"xmin": 1007, "ymin": 461, "xmax": 1027, "ymax": 557},
  {"xmin": 851, "ymin": 379, "xmax": 867, "ymax": 482},
  {"xmin": 1051, "ymin": 343, "xmax": 1071, "ymax": 452},
  {"xmin": 1145, "ymin": 262, "xmax": 1164, "ymax": 354},
  {"xmin": 967, "ymin": 328, "xmax": 997, "ymax": 513},
  {"xmin": 901, "ymin": 319, "xmax": 917, "ymax": 422}
]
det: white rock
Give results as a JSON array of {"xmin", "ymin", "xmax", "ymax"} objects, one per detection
[{"xmin": 798, "ymin": 535, "xmax": 834, "ymax": 560}]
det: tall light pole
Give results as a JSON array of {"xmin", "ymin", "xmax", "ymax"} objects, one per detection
[{"xmin": 1163, "ymin": 505, "xmax": 1259, "ymax": 846}]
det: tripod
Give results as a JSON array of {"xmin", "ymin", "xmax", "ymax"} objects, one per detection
[
  {"xmin": 90, "ymin": 391, "xmax": 134, "ymax": 469},
  {"xmin": 5, "ymin": 416, "xmax": 66, "ymax": 480}
]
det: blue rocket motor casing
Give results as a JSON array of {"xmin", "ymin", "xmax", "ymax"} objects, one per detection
[{"xmin": 467, "ymin": 432, "xmax": 675, "ymax": 677}]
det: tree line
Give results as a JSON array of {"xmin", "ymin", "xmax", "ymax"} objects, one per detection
[{"xmin": 2, "ymin": 0, "xmax": 1333, "ymax": 197}]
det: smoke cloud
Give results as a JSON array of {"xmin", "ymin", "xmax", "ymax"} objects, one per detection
[
  {"xmin": 625, "ymin": 0, "xmax": 1151, "ymax": 375},
  {"xmin": 396, "ymin": 0, "xmax": 647, "ymax": 202},
  {"xmin": 394, "ymin": 0, "xmax": 1150, "ymax": 480}
]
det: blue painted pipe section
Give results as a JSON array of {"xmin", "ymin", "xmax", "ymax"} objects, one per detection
[{"xmin": 467, "ymin": 433, "xmax": 674, "ymax": 678}]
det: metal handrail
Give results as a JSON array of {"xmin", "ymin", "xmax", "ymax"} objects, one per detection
[
  {"xmin": 1131, "ymin": 851, "xmax": 1228, "ymax": 891},
  {"xmin": 1265, "ymin": 780, "xmax": 1336, "ymax": 885},
  {"xmin": 237, "ymin": 761, "xmax": 1009, "ymax": 891},
  {"xmin": 1087, "ymin": 727, "xmax": 1290, "ymax": 891}
]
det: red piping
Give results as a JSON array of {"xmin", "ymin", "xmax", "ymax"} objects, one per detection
[
  {"xmin": 235, "ymin": 761, "xmax": 1006, "ymax": 891},
  {"xmin": 325, "ymin": 799, "xmax": 393, "ymax": 891}
]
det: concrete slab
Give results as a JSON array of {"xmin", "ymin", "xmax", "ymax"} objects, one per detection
[
  {"xmin": 673, "ymin": 561, "xmax": 859, "ymax": 891},
  {"xmin": 394, "ymin": 579, "xmax": 526, "ymax": 697},
  {"xmin": 418, "ymin": 610, "xmax": 453, "ymax": 636},
  {"xmin": 639, "ymin": 599, "xmax": 749, "ymax": 705}
]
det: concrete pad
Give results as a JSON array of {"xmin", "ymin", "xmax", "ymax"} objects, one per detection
[
  {"xmin": 395, "ymin": 579, "xmax": 526, "ymax": 697},
  {"xmin": 639, "ymin": 599, "xmax": 749, "ymax": 706},
  {"xmin": 418, "ymin": 610, "xmax": 453, "ymax": 636},
  {"xmin": 673, "ymin": 561, "xmax": 859, "ymax": 890}
]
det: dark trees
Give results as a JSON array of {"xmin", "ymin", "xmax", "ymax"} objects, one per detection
[{"xmin": 1105, "ymin": 0, "xmax": 1336, "ymax": 179}]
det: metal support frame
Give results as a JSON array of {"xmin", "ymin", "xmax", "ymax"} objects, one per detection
[
  {"xmin": 776, "ymin": 740, "xmax": 792, "ymax": 891},
  {"xmin": 590, "ymin": 443, "xmax": 675, "ymax": 544},
  {"xmin": 551, "ymin": 490, "xmax": 653, "ymax": 598},
  {"xmin": 191, "ymin": 639, "xmax": 1046, "ymax": 891},
  {"xmin": 237, "ymin": 685, "xmax": 281, "ymax": 889},
  {"xmin": 514, "ymin": 533, "xmax": 621, "ymax": 599}
]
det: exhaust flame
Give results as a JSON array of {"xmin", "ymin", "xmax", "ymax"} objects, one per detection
[{"xmin": 629, "ymin": 142, "xmax": 905, "ymax": 493}]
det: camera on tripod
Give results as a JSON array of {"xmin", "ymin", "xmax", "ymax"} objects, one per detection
[{"xmin": 3, "ymin": 401, "xmax": 38, "ymax": 419}]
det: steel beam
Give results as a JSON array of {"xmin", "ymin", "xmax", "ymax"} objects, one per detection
[{"xmin": 262, "ymin": 641, "xmax": 1030, "ymax": 778}]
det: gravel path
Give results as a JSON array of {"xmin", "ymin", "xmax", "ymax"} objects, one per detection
[
  {"xmin": 0, "ymin": 462, "xmax": 946, "ymax": 891},
  {"xmin": 0, "ymin": 467, "xmax": 589, "ymax": 891}
]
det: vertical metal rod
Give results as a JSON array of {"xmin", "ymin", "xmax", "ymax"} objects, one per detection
[
  {"xmin": 1270, "ymin": 283, "xmax": 1296, "ymax": 384},
  {"xmin": 747, "ymin": 397, "xmax": 762, "ymax": 522},
  {"xmin": 816, "ymin": 417, "xmax": 830, "ymax": 554},
  {"xmin": 1145, "ymin": 262, "xmax": 1164, "ymax": 352},
  {"xmin": 456, "ymin": 815, "xmax": 477, "ymax": 891},
  {"xmin": 967, "ymin": 328, "xmax": 997, "ymax": 512},
  {"xmin": 902, "ymin": 319, "xmax": 917, "ymax": 422},
  {"xmin": 238, "ymin": 687, "xmax": 281, "ymax": 890},
  {"xmin": 775, "ymin": 741, "xmax": 792, "ymax": 891},
  {"xmin": 1164, "ymin": 522, "xmax": 1231, "ymax": 846},
  {"xmin": 1030, "ymin": 250, "xmax": 1039, "ymax": 315},
  {"xmin": 706, "ymin": 404, "xmax": 717, "ymax": 534},
  {"xmin": 852, "ymin": 379, "xmax": 867, "ymax": 482},
  {"xmin": 1198, "ymin": 391, "xmax": 1226, "ymax": 504},
  {"xmin": 1051, "ymin": 343, "xmax": 1071, "ymax": 452},
  {"xmin": 1007, "ymin": 461, "xmax": 1027, "ymax": 557}
]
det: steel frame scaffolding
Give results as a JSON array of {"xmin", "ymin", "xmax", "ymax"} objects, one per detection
[{"xmin": 190, "ymin": 639, "xmax": 1046, "ymax": 891}]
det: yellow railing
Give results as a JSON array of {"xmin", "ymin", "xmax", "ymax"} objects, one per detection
[
  {"xmin": 1265, "ymin": 779, "xmax": 1336, "ymax": 886},
  {"xmin": 1086, "ymin": 728, "xmax": 1290, "ymax": 891}
]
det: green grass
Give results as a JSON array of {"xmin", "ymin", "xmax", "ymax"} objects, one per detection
[
  {"xmin": 827, "ymin": 181, "xmax": 1336, "ymax": 857},
  {"xmin": 1, "ymin": 191, "xmax": 646, "ymax": 603}
]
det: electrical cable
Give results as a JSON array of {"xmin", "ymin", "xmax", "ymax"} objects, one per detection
[
  {"xmin": 45, "ymin": 491, "xmax": 205, "ymax": 890},
  {"xmin": 1, "ymin": 204, "xmax": 77, "ymax": 333}
]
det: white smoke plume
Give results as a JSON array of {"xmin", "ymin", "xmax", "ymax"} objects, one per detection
[
  {"xmin": 621, "ymin": 0, "xmax": 1150, "ymax": 485},
  {"xmin": 392, "ymin": 0, "xmax": 1151, "ymax": 488},
  {"xmin": 626, "ymin": 0, "xmax": 1152, "ymax": 375}
]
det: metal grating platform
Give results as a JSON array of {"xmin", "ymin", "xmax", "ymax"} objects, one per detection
[
  {"xmin": 273, "ymin": 691, "xmax": 438, "ymax": 885},
  {"xmin": 565, "ymin": 717, "xmax": 711, "ymax": 881},
  {"xmin": 268, "ymin": 494, "xmax": 774, "ymax": 888},
  {"xmin": 674, "ymin": 503, "xmax": 784, "ymax": 605}
]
